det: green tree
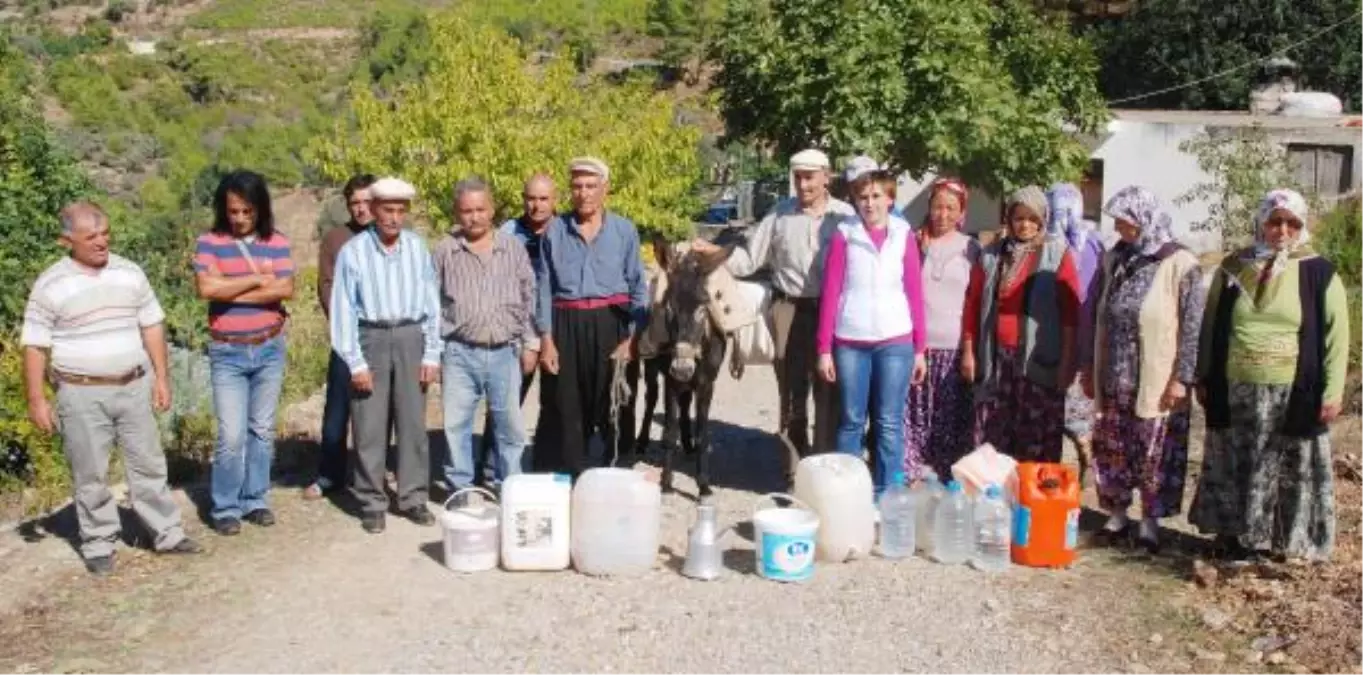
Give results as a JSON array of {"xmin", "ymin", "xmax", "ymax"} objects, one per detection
[
  {"xmin": 647, "ymin": 0, "xmax": 722, "ymax": 84},
  {"xmin": 712, "ymin": 0, "xmax": 1109, "ymax": 193},
  {"xmin": 308, "ymin": 10, "xmax": 703, "ymax": 239},
  {"xmin": 1175, "ymin": 126, "xmax": 1313, "ymax": 252},
  {"xmin": 0, "ymin": 33, "xmax": 93, "ymax": 329},
  {"xmin": 1089, "ymin": 0, "xmax": 1362, "ymax": 112}
]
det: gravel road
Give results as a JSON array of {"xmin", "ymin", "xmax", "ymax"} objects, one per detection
[{"xmin": 0, "ymin": 363, "xmax": 1211, "ymax": 674}]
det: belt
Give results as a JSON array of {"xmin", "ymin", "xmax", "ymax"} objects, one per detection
[
  {"xmin": 450, "ymin": 337, "xmax": 514, "ymax": 350},
  {"xmin": 771, "ymin": 291, "xmax": 819, "ymax": 307},
  {"xmin": 211, "ymin": 322, "xmax": 284, "ymax": 345},
  {"xmin": 51, "ymin": 365, "xmax": 145, "ymax": 387},
  {"xmin": 359, "ymin": 318, "xmax": 423, "ymax": 329},
  {"xmin": 552, "ymin": 294, "xmax": 629, "ymax": 311}
]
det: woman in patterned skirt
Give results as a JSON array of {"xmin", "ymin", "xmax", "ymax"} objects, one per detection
[
  {"xmin": 962, "ymin": 186, "xmax": 1081, "ymax": 463},
  {"xmin": 1085, "ymin": 186, "xmax": 1204, "ymax": 553},
  {"xmin": 1191, "ymin": 188, "xmax": 1350, "ymax": 563},
  {"xmin": 903, "ymin": 178, "xmax": 980, "ymax": 480},
  {"xmin": 1048, "ymin": 182, "xmax": 1106, "ymax": 487}
]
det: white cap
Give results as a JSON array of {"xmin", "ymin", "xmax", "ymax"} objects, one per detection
[
  {"xmin": 369, "ymin": 177, "xmax": 417, "ymax": 202},
  {"xmin": 568, "ymin": 156, "xmax": 610, "ymax": 181},
  {"xmin": 789, "ymin": 149, "xmax": 830, "ymax": 171},
  {"xmin": 843, "ymin": 155, "xmax": 880, "ymax": 183}
]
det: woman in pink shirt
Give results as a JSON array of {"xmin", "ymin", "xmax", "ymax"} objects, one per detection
[
  {"xmin": 903, "ymin": 178, "xmax": 980, "ymax": 481},
  {"xmin": 817, "ymin": 170, "xmax": 928, "ymax": 498}
]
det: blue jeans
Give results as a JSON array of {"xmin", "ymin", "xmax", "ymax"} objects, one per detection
[
  {"xmin": 208, "ymin": 335, "xmax": 287, "ymax": 521},
  {"xmin": 441, "ymin": 341, "xmax": 527, "ymax": 490},
  {"xmin": 317, "ymin": 350, "xmax": 351, "ymax": 487},
  {"xmin": 833, "ymin": 342, "xmax": 914, "ymax": 498}
]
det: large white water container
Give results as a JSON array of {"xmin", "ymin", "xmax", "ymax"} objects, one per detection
[
  {"xmin": 500, "ymin": 473, "xmax": 572, "ymax": 571},
  {"xmin": 793, "ymin": 454, "xmax": 875, "ymax": 562},
  {"xmin": 571, "ymin": 468, "xmax": 662, "ymax": 576},
  {"xmin": 1279, "ymin": 91, "xmax": 1344, "ymax": 118}
]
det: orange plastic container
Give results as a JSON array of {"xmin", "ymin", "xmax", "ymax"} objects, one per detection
[{"xmin": 1011, "ymin": 463, "xmax": 1081, "ymax": 568}]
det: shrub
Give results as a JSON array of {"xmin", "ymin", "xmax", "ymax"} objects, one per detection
[
  {"xmin": 0, "ymin": 340, "xmax": 70, "ymax": 516},
  {"xmin": 1315, "ymin": 197, "xmax": 1361, "ymax": 369},
  {"xmin": 283, "ymin": 267, "xmax": 330, "ymax": 406}
]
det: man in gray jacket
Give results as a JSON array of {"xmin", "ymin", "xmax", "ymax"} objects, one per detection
[{"xmin": 694, "ymin": 149, "xmax": 854, "ymax": 485}]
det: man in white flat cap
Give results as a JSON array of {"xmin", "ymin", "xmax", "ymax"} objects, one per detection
[
  {"xmin": 535, "ymin": 156, "xmax": 649, "ymax": 478},
  {"xmin": 694, "ymin": 148, "xmax": 855, "ymax": 486},
  {"xmin": 329, "ymin": 176, "xmax": 441, "ymax": 533}
]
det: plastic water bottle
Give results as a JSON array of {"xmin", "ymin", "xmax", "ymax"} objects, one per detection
[
  {"xmin": 912, "ymin": 470, "xmax": 942, "ymax": 557},
  {"xmin": 931, "ymin": 480, "xmax": 973, "ymax": 565},
  {"xmin": 971, "ymin": 484, "xmax": 1012, "ymax": 572},
  {"xmin": 878, "ymin": 472, "xmax": 916, "ymax": 558}
]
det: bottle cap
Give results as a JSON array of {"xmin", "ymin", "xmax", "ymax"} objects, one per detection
[
  {"xmin": 891, "ymin": 471, "xmax": 906, "ymax": 486},
  {"xmin": 985, "ymin": 484, "xmax": 1002, "ymax": 499},
  {"xmin": 945, "ymin": 480, "xmax": 962, "ymax": 493}
]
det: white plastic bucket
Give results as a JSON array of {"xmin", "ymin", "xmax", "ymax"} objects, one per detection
[
  {"xmin": 752, "ymin": 493, "xmax": 819, "ymax": 582},
  {"xmin": 439, "ymin": 487, "xmax": 500, "ymax": 573}
]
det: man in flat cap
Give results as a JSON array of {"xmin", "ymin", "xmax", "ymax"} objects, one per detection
[
  {"xmin": 329, "ymin": 176, "xmax": 441, "ymax": 533},
  {"xmin": 694, "ymin": 148, "xmax": 855, "ymax": 487},
  {"xmin": 535, "ymin": 156, "xmax": 649, "ymax": 478}
]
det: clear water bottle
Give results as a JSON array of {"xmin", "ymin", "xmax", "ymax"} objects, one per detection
[
  {"xmin": 878, "ymin": 472, "xmax": 916, "ymax": 558},
  {"xmin": 931, "ymin": 479, "xmax": 973, "ymax": 565},
  {"xmin": 970, "ymin": 484, "xmax": 1012, "ymax": 572},
  {"xmin": 912, "ymin": 470, "xmax": 943, "ymax": 557}
]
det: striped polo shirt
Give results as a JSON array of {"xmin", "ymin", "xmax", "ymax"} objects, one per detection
[
  {"xmin": 193, "ymin": 232, "xmax": 295, "ymax": 336},
  {"xmin": 20, "ymin": 254, "xmax": 164, "ymax": 377}
]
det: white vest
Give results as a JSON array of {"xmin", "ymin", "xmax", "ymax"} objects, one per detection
[{"xmin": 834, "ymin": 218, "xmax": 914, "ymax": 342}]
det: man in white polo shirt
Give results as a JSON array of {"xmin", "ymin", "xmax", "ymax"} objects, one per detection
[{"xmin": 21, "ymin": 202, "xmax": 201, "ymax": 576}]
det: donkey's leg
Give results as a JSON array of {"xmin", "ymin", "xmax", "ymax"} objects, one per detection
[
  {"xmin": 694, "ymin": 381, "xmax": 716, "ymax": 499},
  {"xmin": 634, "ymin": 357, "xmax": 661, "ymax": 458},
  {"xmin": 660, "ymin": 380, "xmax": 681, "ymax": 494}
]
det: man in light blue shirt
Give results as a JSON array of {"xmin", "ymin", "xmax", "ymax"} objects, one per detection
[
  {"xmin": 329, "ymin": 176, "xmax": 441, "ymax": 534},
  {"xmin": 534, "ymin": 157, "xmax": 649, "ymax": 478}
]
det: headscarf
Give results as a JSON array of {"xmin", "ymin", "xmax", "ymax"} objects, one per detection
[
  {"xmin": 999, "ymin": 186, "xmax": 1051, "ymax": 290},
  {"xmin": 925, "ymin": 177, "xmax": 969, "ymax": 231},
  {"xmin": 1103, "ymin": 185, "xmax": 1176, "ymax": 257},
  {"xmin": 1248, "ymin": 188, "xmax": 1313, "ymax": 278},
  {"xmin": 1046, "ymin": 182, "xmax": 1096, "ymax": 251}
]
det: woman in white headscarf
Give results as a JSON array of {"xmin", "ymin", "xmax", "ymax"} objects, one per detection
[
  {"xmin": 1190, "ymin": 188, "xmax": 1350, "ymax": 563},
  {"xmin": 1084, "ymin": 186, "xmax": 1203, "ymax": 553}
]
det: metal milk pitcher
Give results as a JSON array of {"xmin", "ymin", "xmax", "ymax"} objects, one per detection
[{"xmin": 682, "ymin": 503, "xmax": 727, "ymax": 580}]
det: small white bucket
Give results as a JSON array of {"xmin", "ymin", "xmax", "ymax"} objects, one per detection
[
  {"xmin": 439, "ymin": 487, "xmax": 500, "ymax": 573},
  {"xmin": 752, "ymin": 493, "xmax": 819, "ymax": 582}
]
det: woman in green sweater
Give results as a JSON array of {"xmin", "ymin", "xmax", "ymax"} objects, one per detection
[{"xmin": 1191, "ymin": 188, "xmax": 1350, "ymax": 563}]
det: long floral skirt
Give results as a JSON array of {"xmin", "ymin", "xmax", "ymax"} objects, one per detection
[
  {"xmin": 1091, "ymin": 391, "xmax": 1191, "ymax": 518},
  {"xmin": 903, "ymin": 348, "xmax": 974, "ymax": 480},
  {"xmin": 973, "ymin": 347, "xmax": 1065, "ymax": 463},
  {"xmin": 1063, "ymin": 381, "xmax": 1095, "ymax": 443},
  {"xmin": 1189, "ymin": 382, "xmax": 1336, "ymax": 561}
]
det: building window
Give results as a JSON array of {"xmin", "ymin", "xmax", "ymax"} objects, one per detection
[{"xmin": 1287, "ymin": 144, "xmax": 1355, "ymax": 199}]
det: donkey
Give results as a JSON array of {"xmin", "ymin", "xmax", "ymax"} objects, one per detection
[{"xmin": 636, "ymin": 234, "xmax": 740, "ymax": 499}]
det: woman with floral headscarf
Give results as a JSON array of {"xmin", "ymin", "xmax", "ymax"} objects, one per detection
[
  {"xmin": 1190, "ymin": 188, "xmax": 1349, "ymax": 563},
  {"xmin": 902, "ymin": 178, "xmax": 980, "ymax": 480},
  {"xmin": 1083, "ymin": 186, "xmax": 1203, "ymax": 553},
  {"xmin": 962, "ymin": 186, "xmax": 1082, "ymax": 462},
  {"xmin": 1048, "ymin": 182, "xmax": 1106, "ymax": 486}
]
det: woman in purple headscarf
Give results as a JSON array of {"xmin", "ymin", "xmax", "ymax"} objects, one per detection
[
  {"xmin": 1084, "ymin": 186, "xmax": 1203, "ymax": 553},
  {"xmin": 1048, "ymin": 183, "xmax": 1105, "ymax": 487}
]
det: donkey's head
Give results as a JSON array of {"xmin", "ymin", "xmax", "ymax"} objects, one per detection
[{"xmin": 652, "ymin": 234, "xmax": 737, "ymax": 383}]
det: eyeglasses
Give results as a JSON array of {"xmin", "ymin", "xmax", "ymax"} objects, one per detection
[{"xmin": 1264, "ymin": 216, "xmax": 1304, "ymax": 231}]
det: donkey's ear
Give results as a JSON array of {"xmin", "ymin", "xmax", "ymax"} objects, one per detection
[
  {"xmin": 651, "ymin": 235, "xmax": 674, "ymax": 272},
  {"xmin": 693, "ymin": 246, "xmax": 730, "ymax": 276}
]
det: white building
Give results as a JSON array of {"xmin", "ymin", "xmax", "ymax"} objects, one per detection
[{"xmin": 892, "ymin": 108, "xmax": 1363, "ymax": 254}]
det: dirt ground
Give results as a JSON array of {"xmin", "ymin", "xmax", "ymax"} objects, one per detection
[{"xmin": 2, "ymin": 360, "xmax": 1357, "ymax": 673}]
